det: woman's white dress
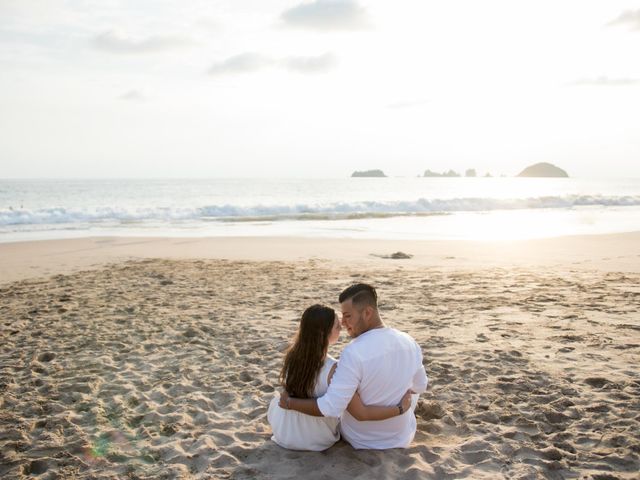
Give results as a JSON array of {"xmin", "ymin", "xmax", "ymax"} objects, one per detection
[{"xmin": 267, "ymin": 356, "xmax": 340, "ymax": 451}]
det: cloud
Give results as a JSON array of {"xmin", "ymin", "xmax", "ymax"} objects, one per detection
[
  {"xmin": 568, "ymin": 76, "xmax": 640, "ymax": 87},
  {"xmin": 118, "ymin": 90, "xmax": 145, "ymax": 101},
  {"xmin": 280, "ymin": 0, "xmax": 370, "ymax": 31},
  {"xmin": 606, "ymin": 9, "xmax": 640, "ymax": 31},
  {"xmin": 208, "ymin": 52, "xmax": 336, "ymax": 76},
  {"xmin": 282, "ymin": 53, "xmax": 336, "ymax": 73},
  {"xmin": 92, "ymin": 30, "xmax": 193, "ymax": 54},
  {"xmin": 208, "ymin": 52, "xmax": 274, "ymax": 75}
]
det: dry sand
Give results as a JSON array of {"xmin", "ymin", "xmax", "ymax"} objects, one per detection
[{"xmin": 1, "ymin": 234, "xmax": 639, "ymax": 479}]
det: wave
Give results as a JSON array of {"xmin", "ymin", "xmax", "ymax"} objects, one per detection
[{"xmin": 1, "ymin": 195, "xmax": 639, "ymax": 226}]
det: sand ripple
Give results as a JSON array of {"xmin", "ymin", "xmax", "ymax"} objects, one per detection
[{"xmin": 1, "ymin": 260, "xmax": 639, "ymax": 479}]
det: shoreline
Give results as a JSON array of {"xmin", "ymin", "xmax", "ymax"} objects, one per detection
[{"xmin": 1, "ymin": 231, "xmax": 639, "ymax": 284}]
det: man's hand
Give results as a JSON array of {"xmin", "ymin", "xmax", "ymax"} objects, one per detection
[
  {"xmin": 400, "ymin": 389, "xmax": 412, "ymax": 414},
  {"xmin": 278, "ymin": 390, "xmax": 290, "ymax": 409}
]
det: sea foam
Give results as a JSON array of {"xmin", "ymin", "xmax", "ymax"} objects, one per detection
[{"xmin": 1, "ymin": 195, "xmax": 639, "ymax": 226}]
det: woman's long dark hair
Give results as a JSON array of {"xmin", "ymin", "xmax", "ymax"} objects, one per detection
[{"xmin": 280, "ymin": 304, "xmax": 336, "ymax": 398}]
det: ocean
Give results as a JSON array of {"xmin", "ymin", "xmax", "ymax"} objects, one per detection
[{"xmin": 1, "ymin": 177, "xmax": 639, "ymax": 242}]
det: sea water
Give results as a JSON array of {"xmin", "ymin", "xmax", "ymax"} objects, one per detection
[{"xmin": 0, "ymin": 177, "xmax": 639, "ymax": 242}]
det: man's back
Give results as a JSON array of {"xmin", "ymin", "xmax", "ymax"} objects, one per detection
[{"xmin": 318, "ymin": 327, "xmax": 428, "ymax": 449}]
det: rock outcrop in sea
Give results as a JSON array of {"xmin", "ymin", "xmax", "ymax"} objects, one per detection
[
  {"xmin": 517, "ymin": 162, "xmax": 569, "ymax": 177},
  {"xmin": 423, "ymin": 169, "xmax": 460, "ymax": 177},
  {"xmin": 351, "ymin": 169, "xmax": 387, "ymax": 177}
]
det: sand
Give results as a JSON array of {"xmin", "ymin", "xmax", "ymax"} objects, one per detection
[
  {"xmin": 1, "ymin": 233, "xmax": 640, "ymax": 285},
  {"xmin": 1, "ymin": 234, "xmax": 639, "ymax": 479}
]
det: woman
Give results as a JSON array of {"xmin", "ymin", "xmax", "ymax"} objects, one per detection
[{"xmin": 267, "ymin": 304, "xmax": 411, "ymax": 451}]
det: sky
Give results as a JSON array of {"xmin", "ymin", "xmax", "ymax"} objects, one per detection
[{"xmin": 1, "ymin": 0, "xmax": 639, "ymax": 179}]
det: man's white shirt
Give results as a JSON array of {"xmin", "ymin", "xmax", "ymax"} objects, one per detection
[{"xmin": 317, "ymin": 327, "xmax": 428, "ymax": 449}]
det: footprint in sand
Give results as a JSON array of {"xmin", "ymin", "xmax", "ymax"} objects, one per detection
[
  {"xmin": 415, "ymin": 401, "xmax": 445, "ymax": 421},
  {"xmin": 584, "ymin": 377, "xmax": 609, "ymax": 389},
  {"xmin": 37, "ymin": 352, "xmax": 56, "ymax": 362},
  {"xmin": 23, "ymin": 460, "xmax": 50, "ymax": 476}
]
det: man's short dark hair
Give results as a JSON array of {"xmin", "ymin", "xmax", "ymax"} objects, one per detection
[{"xmin": 339, "ymin": 283, "xmax": 378, "ymax": 309}]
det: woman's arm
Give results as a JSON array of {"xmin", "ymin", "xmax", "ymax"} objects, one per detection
[{"xmin": 327, "ymin": 363, "xmax": 412, "ymax": 421}]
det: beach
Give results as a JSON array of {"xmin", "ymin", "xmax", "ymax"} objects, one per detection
[
  {"xmin": 1, "ymin": 234, "xmax": 639, "ymax": 479},
  {"xmin": 4, "ymin": 0, "xmax": 640, "ymax": 476}
]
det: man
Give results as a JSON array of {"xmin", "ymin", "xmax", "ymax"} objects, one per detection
[{"xmin": 279, "ymin": 283, "xmax": 428, "ymax": 449}]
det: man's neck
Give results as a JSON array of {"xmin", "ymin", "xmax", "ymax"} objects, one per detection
[{"xmin": 365, "ymin": 320, "xmax": 385, "ymax": 333}]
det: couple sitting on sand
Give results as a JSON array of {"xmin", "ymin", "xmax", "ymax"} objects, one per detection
[{"xmin": 268, "ymin": 283, "xmax": 428, "ymax": 450}]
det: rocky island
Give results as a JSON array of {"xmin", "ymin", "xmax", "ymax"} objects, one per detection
[
  {"xmin": 517, "ymin": 162, "xmax": 569, "ymax": 177},
  {"xmin": 423, "ymin": 169, "xmax": 460, "ymax": 177},
  {"xmin": 351, "ymin": 169, "xmax": 387, "ymax": 177}
]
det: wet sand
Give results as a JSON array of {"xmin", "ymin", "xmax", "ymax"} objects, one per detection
[{"xmin": 1, "ymin": 233, "xmax": 639, "ymax": 285}]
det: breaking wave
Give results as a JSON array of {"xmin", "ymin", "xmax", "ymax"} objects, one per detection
[{"xmin": 1, "ymin": 195, "xmax": 639, "ymax": 226}]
